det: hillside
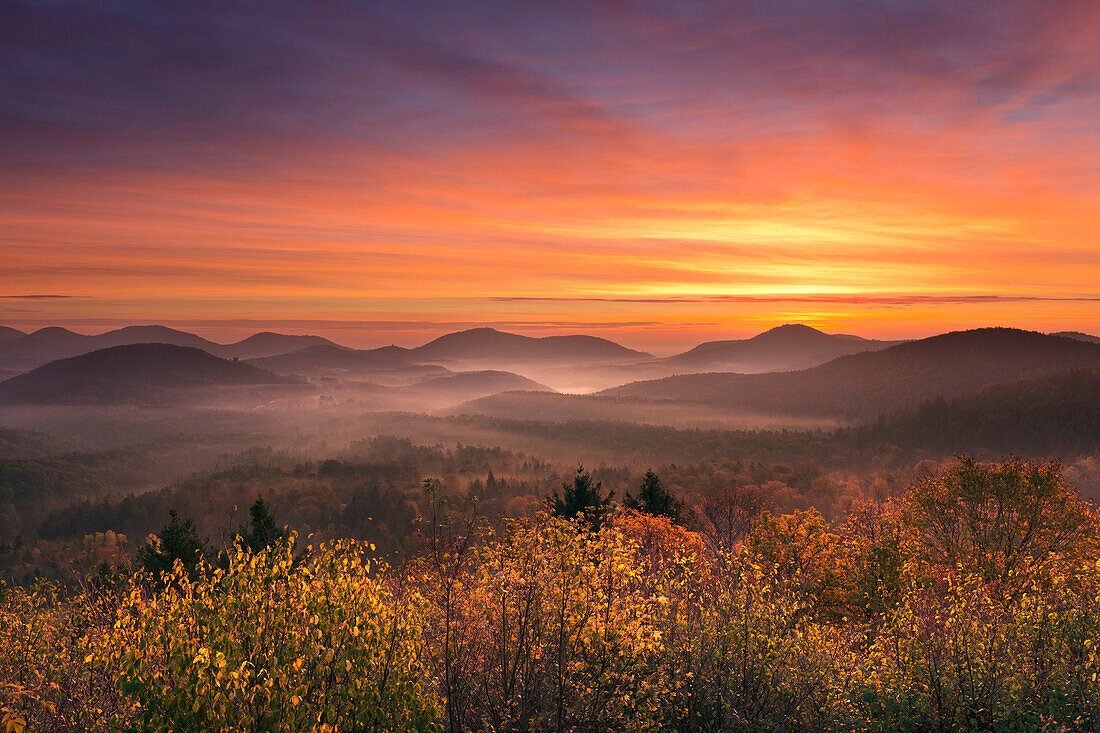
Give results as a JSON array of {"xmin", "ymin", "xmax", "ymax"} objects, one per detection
[
  {"xmin": 0, "ymin": 427, "xmax": 80, "ymax": 459},
  {"xmin": 854, "ymin": 367, "xmax": 1100, "ymax": 455},
  {"xmin": 0, "ymin": 344, "xmax": 292, "ymax": 405},
  {"xmin": 661, "ymin": 324, "xmax": 900, "ymax": 372},
  {"xmin": 409, "ymin": 328, "xmax": 649, "ymax": 364},
  {"xmin": 247, "ymin": 344, "xmax": 450, "ymax": 385},
  {"xmin": 601, "ymin": 328, "xmax": 1100, "ymax": 420},
  {"xmin": 405, "ymin": 370, "xmax": 553, "ymax": 404},
  {"xmin": 0, "ymin": 326, "xmax": 26, "ymax": 344},
  {"xmin": 1054, "ymin": 331, "xmax": 1100, "ymax": 345},
  {"xmin": 250, "ymin": 344, "xmax": 419, "ymax": 371}
]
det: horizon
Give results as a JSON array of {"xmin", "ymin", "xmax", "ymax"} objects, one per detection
[
  {"xmin": 3, "ymin": 1, "xmax": 1099, "ymax": 348},
  {"xmin": 1, "ymin": 319, "xmax": 1096, "ymax": 358}
]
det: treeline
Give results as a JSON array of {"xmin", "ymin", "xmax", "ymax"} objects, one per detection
[
  {"xmin": 2, "ymin": 434, "xmax": 917, "ymax": 584},
  {"xmin": 4, "ymin": 457, "xmax": 1100, "ymax": 731},
  {"xmin": 0, "ymin": 440, "xmax": 273, "ymax": 543}
]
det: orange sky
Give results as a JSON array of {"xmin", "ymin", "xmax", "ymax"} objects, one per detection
[{"xmin": 1, "ymin": 1, "xmax": 1098, "ymax": 353}]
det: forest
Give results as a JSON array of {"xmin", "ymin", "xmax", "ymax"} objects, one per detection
[{"xmin": 4, "ymin": 455, "xmax": 1100, "ymax": 731}]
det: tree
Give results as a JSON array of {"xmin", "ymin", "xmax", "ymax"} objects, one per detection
[
  {"xmin": 624, "ymin": 469, "xmax": 686, "ymax": 523},
  {"xmin": 550, "ymin": 466, "xmax": 614, "ymax": 527},
  {"xmin": 902, "ymin": 456, "xmax": 1093, "ymax": 593},
  {"xmin": 236, "ymin": 497, "xmax": 288, "ymax": 554},
  {"xmin": 136, "ymin": 510, "xmax": 209, "ymax": 584}
]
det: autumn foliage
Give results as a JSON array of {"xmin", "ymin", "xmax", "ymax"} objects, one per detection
[{"xmin": 4, "ymin": 457, "xmax": 1100, "ymax": 731}]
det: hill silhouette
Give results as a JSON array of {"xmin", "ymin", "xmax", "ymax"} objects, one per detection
[
  {"xmin": 1054, "ymin": 331, "xmax": 1100, "ymax": 345},
  {"xmin": 247, "ymin": 344, "xmax": 449, "ymax": 385},
  {"xmin": 661, "ymin": 324, "xmax": 900, "ymax": 372},
  {"xmin": 250, "ymin": 344, "xmax": 411, "ymax": 371},
  {"xmin": 405, "ymin": 370, "xmax": 552, "ymax": 402},
  {"xmin": 0, "ymin": 326, "xmax": 339, "ymax": 371},
  {"xmin": 409, "ymin": 328, "xmax": 649, "ymax": 363},
  {"xmin": 0, "ymin": 343, "xmax": 292, "ymax": 405},
  {"xmin": 600, "ymin": 328, "xmax": 1100, "ymax": 420},
  {"xmin": 0, "ymin": 326, "xmax": 26, "ymax": 344},
  {"xmin": 219, "ymin": 332, "xmax": 337, "ymax": 360}
]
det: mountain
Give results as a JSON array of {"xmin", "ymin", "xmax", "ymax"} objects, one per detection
[
  {"xmin": 1053, "ymin": 331, "xmax": 1100, "ymax": 345},
  {"xmin": 0, "ymin": 343, "xmax": 292, "ymax": 405},
  {"xmin": 409, "ymin": 328, "xmax": 649, "ymax": 364},
  {"xmin": 218, "ymin": 332, "xmax": 338, "ymax": 360},
  {"xmin": 854, "ymin": 367, "xmax": 1100, "ymax": 456},
  {"xmin": 0, "ymin": 326, "xmax": 26, "ymax": 344},
  {"xmin": 0, "ymin": 325, "xmax": 341, "ymax": 370},
  {"xmin": 0, "ymin": 327, "xmax": 99, "ymax": 369},
  {"xmin": 600, "ymin": 328, "xmax": 1100, "ymax": 420},
  {"xmin": 661, "ymin": 324, "xmax": 901, "ymax": 373},
  {"xmin": 0, "ymin": 325, "xmax": 220, "ymax": 369},
  {"xmin": 92, "ymin": 325, "xmax": 226, "ymax": 353}
]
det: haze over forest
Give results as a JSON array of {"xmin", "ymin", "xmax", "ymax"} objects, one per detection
[{"xmin": 3, "ymin": 0, "xmax": 1100, "ymax": 730}]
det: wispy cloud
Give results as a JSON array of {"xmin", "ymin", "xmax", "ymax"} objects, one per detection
[
  {"xmin": 1, "ymin": 0, "xmax": 1098, "ymax": 347},
  {"xmin": 493, "ymin": 294, "xmax": 1100, "ymax": 305},
  {"xmin": 0, "ymin": 294, "xmax": 82, "ymax": 300}
]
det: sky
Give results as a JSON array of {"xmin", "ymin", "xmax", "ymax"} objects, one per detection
[{"xmin": 1, "ymin": 0, "xmax": 1098, "ymax": 353}]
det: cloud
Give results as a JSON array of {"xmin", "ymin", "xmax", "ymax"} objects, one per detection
[
  {"xmin": 0, "ymin": 294, "xmax": 82, "ymax": 299},
  {"xmin": 492, "ymin": 294, "xmax": 1100, "ymax": 306}
]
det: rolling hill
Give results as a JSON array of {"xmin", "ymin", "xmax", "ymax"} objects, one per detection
[
  {"xmin": 1054, "ymin": 331, "xmax": 1100, "ymax": 345},
  {"xmin": 660, "ymin": 324, "xmax": 901, "ymax": 373},
  {"xmin": 250, "ymin": 344, "xmax": 414, "ymax": 371},
  {"xmin": 404, "ymin": 370, "xmax": 552, "ymax": 404},
  {"xmin": 0, "ymin": 326, "xmax": 340, "ymax": 371},
  {"xmin": 599, "ymin": 328, "xmax": 1100, "ymax": 420},
  {"xmin": 0, "ymin": 343, "xmax": 293, "ymax": 405},
  {"xmin": 219, "ymin": 332, "xmax": 337, "ymax": 359},
  {"xmin": 408, "ymin": 328, "xmax": 649, "ymax": 364},
  {"xmin": 852, "ymin": 367, "xmax": 1100, "ymax": 456},
  {"xmin": 247, "ymin": 344, "xmax": 450, "ymax": 385},
  {"xmin": 0, "ymin": 326, "xmax": 26, "ymax": 344}
]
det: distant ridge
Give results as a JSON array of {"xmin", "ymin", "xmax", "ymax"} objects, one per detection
[
  {"xmin": 409, "ymin": 327, "xmax": 649, "ymax": 363},
  {"xmin": 0, "ymin": 326, "xmax": 27, "ymax": 344},
  {"xmin": 661, "ymin": 324, "xmax": 901, "ymax": 372},
  {"xmin": 0, "ymin": 325, "xmax": 340, "ymax": 370},
  {"xmin": 601, "ymin": 328, "xmax": 1100, "ymax": 420},
  {"xmin": 1053, "ymin": 331, "xmax": 1100, "ymax": 345},
  {"xmin": 407, "ymin": 369, "xmax": 552, "ymax": 397},
  {"xmin": 0, "ymin": 343, "xmax": 292, "ymax": 405},
  {"xmin": 247, "ymin": 344, "xmax": 450, "ymax": 383},
  {"xmin": 221, "ymin": 332, "xmax": 337, "ymax": 360}
]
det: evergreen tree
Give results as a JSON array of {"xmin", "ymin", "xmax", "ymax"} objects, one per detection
[
  {"xmin": 624, "ymin": 469, "xmax": 686, "ymax": 524},
  {"xmin": 136, "ymin": 510, "xmax": 209, "ymax": 584},
  {"xmin": 550, "ymin": 466, "xmax": 614, "ymax": 527},
  {"xmin": 236, "ymin": 497, "xmax": 288, "ymax": 554}
]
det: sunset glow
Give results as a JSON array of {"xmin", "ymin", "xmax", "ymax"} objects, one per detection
[{"xmin": 2, "ymin": 0, "xmax": 1098, "ymax": 352}]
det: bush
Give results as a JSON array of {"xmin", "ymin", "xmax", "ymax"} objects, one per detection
[{"xmin": 95, "ymin": 538, "xmax": 439, "ymax": 732}]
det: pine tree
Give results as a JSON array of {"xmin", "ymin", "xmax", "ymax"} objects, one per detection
[
  {"xmin": 550, "ymin": 466, "xmax": 614, "ymax": 527},
  {"xmin": 236, "ymin": 497, "xmax": 288, "ymax": 554},
  {"xmin": 137, "ymin": 510, "xmax": 209, "ymax": 584},
  {"xmin": 624, "ymin": 469, "xmax": 686, "ymax": 524}
]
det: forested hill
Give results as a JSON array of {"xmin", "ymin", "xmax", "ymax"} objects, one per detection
[
  {"xmin": 601, "ymin": 328, "xmax": 1100, "ymax": 420},
  {"xmin": 0, "ymin": 343, "xmax": 292, "ymax": 405},
  {"xmin": 409, "ymin": 327, "xmax": 649, "ymax": 363},
  {"xmin": 660, "ymin": 323, "xmax": 900, "ymax": 372},
  {"xmin": 852, "ymin": 367, "xmax": 1100, "ymax": 456}
]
